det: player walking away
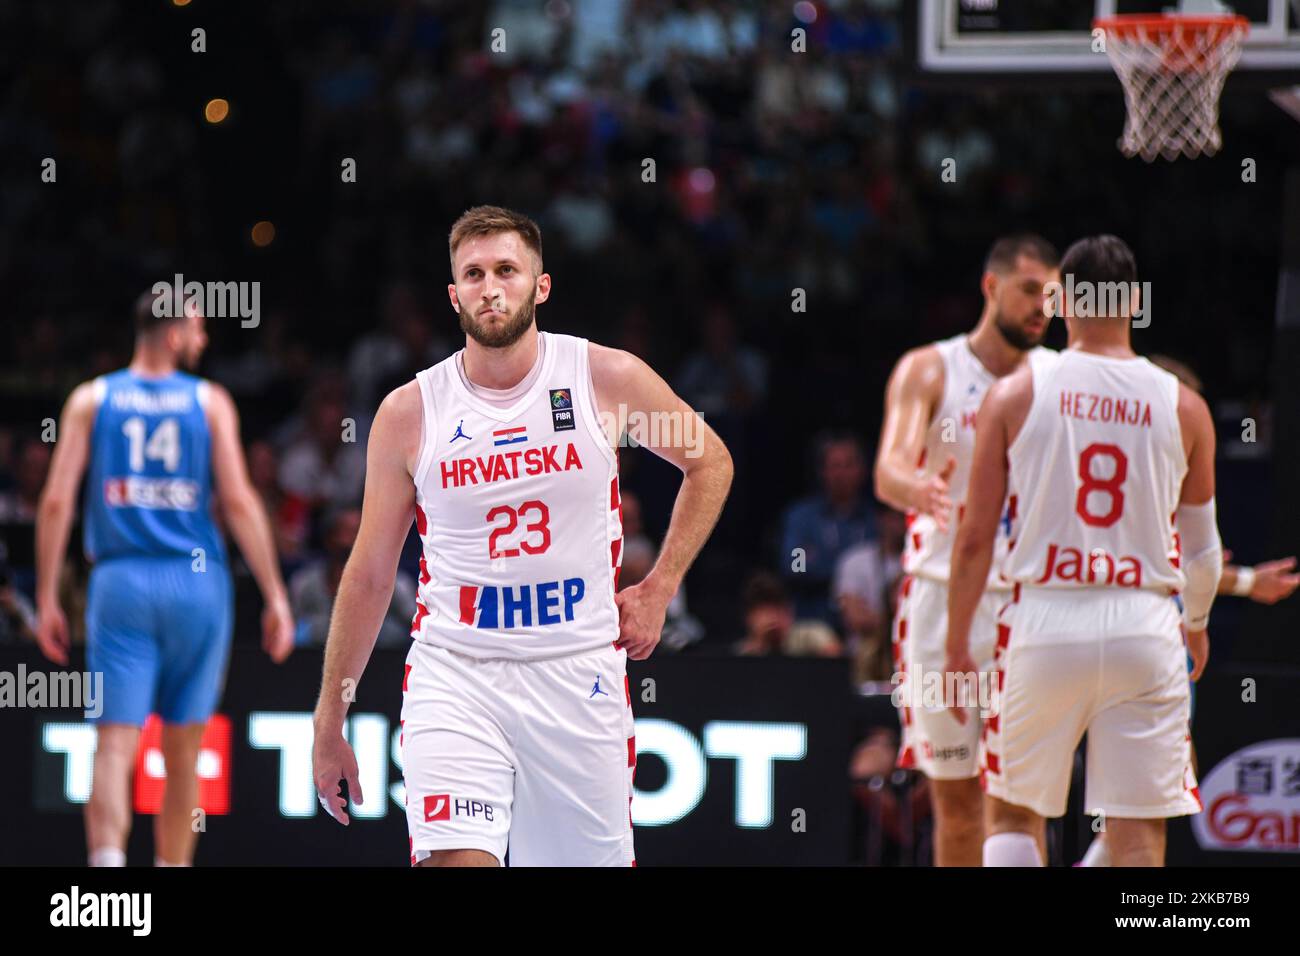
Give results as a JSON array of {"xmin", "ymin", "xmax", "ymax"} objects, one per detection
[
  {"xmin": 947, "ymin": 235, "xmax": 1220, "ymax": 867},
  {"xmin": 1074, "ymin": 352, "xmax": 1299, "ymax": 868},
  {"xmin": 874, "ymin": 234, "xmax": 1059, "ymax": 866},
  {"xmin": 311, "ymin": 206, "xmax": 733, "ymax": 866},
  {"xmin": 34, "ymin": 292, "xmax": 295, "ymax": 867}
]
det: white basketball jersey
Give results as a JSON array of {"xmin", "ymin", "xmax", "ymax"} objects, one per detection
[
  {"xmin": 903, "ymin": 335, "xmax": 1049, "ymax": 588},
  {"xmin": 408, "ymin": 332, "xmax": 623, "ymax": 660},
  {"xmin": 1004, "ymin": 349, "xmax": 1187, "ymax": 593}
]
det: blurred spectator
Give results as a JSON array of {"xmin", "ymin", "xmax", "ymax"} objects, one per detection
[
  {"xmin": 278, "ymin": 380, "xmax": 367, "ymax": 512},
  {"xmin": 733, "ymin": 570, "xmax": 841, "ymax": 657},
  {"xmin": 833, "ymin": 539, "xmax": 893, "ymax": 682},
  {"xmin": 0, "ymin": 437, "xmax": 51, "ymax": 524},
  {"xmin": 290, "ymin": 507, "xmax": 417, "ymax": 648},
  {"xmin": 246, "ymin": 439, "xmax": 310, "ymax": 572},
  {"xmin": 0, "ymin": 556, "xmax": 38, "ymax": 644},
  {"xmin": 347, "ymin": 281, "xmax": 451, "ymax": 415},
  {"xmin": 674, "ymin": 303, "xmax": 768, "ymax": 418},
  {"xmin": 617, "ymin": 490, "xmax": 704, "ymax": 652},
  {"xmin": 0, "ymin": 437, "xmax": 52, "ymax": 597},
  {"xmin": 779, "ymin": 432, "xmax": 879, "ymax": 624}
]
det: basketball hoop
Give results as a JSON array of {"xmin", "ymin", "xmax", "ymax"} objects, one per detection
[{"xmin": 1094, "ymin": 14, "xmax": 1249, "ymax": 161}]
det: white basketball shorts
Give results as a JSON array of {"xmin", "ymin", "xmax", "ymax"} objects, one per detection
[
  {"xmin": 893, "ymin": 574, "xmax": 1011, "ymax": 780},
  {"xmin": 981, "ymin": 586, "xmax": 1201, "ymax": 820},
  {"xmin": 400, "ymin": 639, "xmax": 636, "ymax": 866}
]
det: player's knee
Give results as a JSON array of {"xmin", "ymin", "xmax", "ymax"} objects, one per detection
[
  {"xmin": 94, "ymin": 726, "xmax": 140, "ymax": 763},
  {"xmin": 984, "ymin": 795, "xmax": 1040, "ymax": 834},
  {"xmin": 159, "ymin": 725, "xmax": 205, "ymax": 768},
  {"xmin": 415, "ymin": 849, "xmax": 499, "ymax": 867},
  {"xmin": 930, "ymin": 777, "xmax": 982, "ymax": 825},
  {"xmin": 1107, "ymin": 818, "xmax": 1165, "ymax": 860}
]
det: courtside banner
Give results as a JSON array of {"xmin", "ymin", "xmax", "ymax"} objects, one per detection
[
  {"xmin": 1167, "ymin": 667, "xmax": 1300, "ymax": 866},
  {"xmin": 0, "ymin": 646, "xmax": 853, "ymax": 866}
]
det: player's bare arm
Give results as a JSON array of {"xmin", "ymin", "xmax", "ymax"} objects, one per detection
[
  {"xmin": 207, "ymin": 383, "xmax": 295, "ymax": 663},
  {"xmin": 1175, "ymin": 381, "xmax": 1221, "ymax": 682},
  {"xmin": 1218, "ymin": 556, "xmax": 1300, "ymax": 603},
  {"xmin": 313, "ymin": 381, "xmax": 420, "ymax": 824},
  {"xmin": 33, "ymin": 380, "xmax": 99, "ymax": 666},
  {"xmin": 589, "ymin": 342, "xmax": 733, "ymax": 661},
  {"xmin": 874, "ymin": 345, "xmax": 956, "ymax": 530},
  {"xmin": 945, "ymin": 367, "xmax": 1032, "ymax": 722}
]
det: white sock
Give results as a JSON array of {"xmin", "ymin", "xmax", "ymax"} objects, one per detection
[
  {"xmin": 90, "ymin": 847, "xmax": 126, "ymax": 867},
  {"xmin": 155, "ymin": 857, "xmax": 190, "ymax": 867},
  {"xmin": 983, "ymin": 832, "xmax": 1043, "ymax": 867},
  {"xmin": 1079, "ymin": 835, "xmax": 1111, "ymax": 867}
]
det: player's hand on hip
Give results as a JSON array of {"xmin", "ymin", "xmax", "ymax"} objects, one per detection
[
  {"xmin": 34, "ymin": 602, "xmax": 70, "ymax": 666},
  {"xmin": 614, "ymin": 579, "xmax": 669, "ymax": 660},
  {"xmin": 917, "ymin": 455, "xmax": 957, "ymax": 532},
  {"xmin": 313, "ymin": 727, "xmax": 363, "ymax": 825},
  {"xmin": 1185, "ymin": 628, "xmax": 1210, "ymax": 682},
  {"xmin": 1248, "ymin": 557, "xmax": 1300, "ymax": 604},
  {"xmin": 942, "ymin": 647, "xmax": 978, "ymax": 725},
  {"xmin": 261, "ymin": 596, "xmax": 295, "ymax": 663}
]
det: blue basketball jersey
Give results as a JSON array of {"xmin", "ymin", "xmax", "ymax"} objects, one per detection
[{"xmin": 83, "ymin": 369, "xmax": 225, "ymax": 564}]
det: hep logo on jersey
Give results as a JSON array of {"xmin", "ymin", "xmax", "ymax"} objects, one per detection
[
  {"xmin": 423, "ymin": 794, "xmax": 495, "ymax": 824},
  {"xmin": 458, "ymin": 577, "xmax": 585, "ymax": 629}
]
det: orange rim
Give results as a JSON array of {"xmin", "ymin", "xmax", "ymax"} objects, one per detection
[{"xmin": 1093, "ymin": 13, "xmax": 1250, "ymax": 40}]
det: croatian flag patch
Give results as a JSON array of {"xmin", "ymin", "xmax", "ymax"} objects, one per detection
[{"xmin": 492, "ymin": 426, "xmax": 527, "ymax": 446}]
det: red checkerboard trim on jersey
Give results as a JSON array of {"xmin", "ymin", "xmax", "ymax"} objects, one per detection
[
  {"xmin": 979, "ymin": 622, "xmax": 1009, "ymax": 791},
  {"xmin": 610, "ymin": 466, "xmax": 624, "ymax": 590},
  {"xmin": 893, "ymin": 575, "xmax": 915, "ymax": 769}
]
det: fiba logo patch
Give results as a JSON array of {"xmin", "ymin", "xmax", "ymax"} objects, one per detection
[{"xmin": 550, "ymin": 388, "xmax": 575, "ymax": 431}]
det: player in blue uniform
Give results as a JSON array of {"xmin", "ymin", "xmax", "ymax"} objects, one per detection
[{"xmin": 35, "ymin": 290, "xmax": 294, "ymax": 866}]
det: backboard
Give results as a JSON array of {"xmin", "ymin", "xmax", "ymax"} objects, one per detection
[{"xmin": 918, "ymin": 0, "xmax": 1300, "ymax": 74}]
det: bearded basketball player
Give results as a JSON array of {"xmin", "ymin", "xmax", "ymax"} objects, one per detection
[
  {"xmin": 35, "ymin": 292, "xmax": 294, "ymax": 867},
  {"xmin": 948, "ymin": 235, "xmax": 1217, "ymax": 867},
  {"xmin": 874, "ymin": 234, "xmax": 1059, "ymax": 866},
  {"xmin": 311, "ymin": 206, "xmax": 733, "ymax": 866}
]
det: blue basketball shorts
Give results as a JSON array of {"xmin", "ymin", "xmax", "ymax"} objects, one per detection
[{"xmin": 86, "ymin": 556, "xmax": 233, "ymax": 725}]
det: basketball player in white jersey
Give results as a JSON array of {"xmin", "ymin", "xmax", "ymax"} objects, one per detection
[
  {"xmin": 311, "ymin": 206, "xmax": 733, "ymax": 866},
  {"xmin": 947, "ymin": 235, "xmax": 1218, "ymax": 867},
  {"xmin": 874, "ymin": 234, "xmax": 1059, "ymax": 866}
]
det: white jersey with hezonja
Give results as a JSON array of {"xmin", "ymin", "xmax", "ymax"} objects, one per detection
[
  {"xmin": 902, "ymin": 334, "xmax": 1050, "ymax": 588},
  {"xmin": 408, "ymin": 332, "xmax": 623, "ymax": 660},
  {"xmin": 1003, "ymin": 350, "xmax": 1186, "ymax": 593}
]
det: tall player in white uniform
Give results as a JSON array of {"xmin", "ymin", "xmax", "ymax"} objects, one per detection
[
  {"xmin": 874, "ymin": 235, "xmax": 1058, "ymax": 866},
  {"xmin": 947, "ymin": 235, "xmax": 1218, "ymax": 866},
  {"xmin": 311, "ymin": 206, "xmax": 733, "ymax": 866}
]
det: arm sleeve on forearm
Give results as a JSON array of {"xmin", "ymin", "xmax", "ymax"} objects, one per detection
[{"xmin": 1175, "ymin": 499, "xmax": 1223, "ymax": 630}]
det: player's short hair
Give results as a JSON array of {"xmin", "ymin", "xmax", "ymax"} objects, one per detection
[
  {"xmin": 984, "ymin": 234, "xmax": 1060, "ymax": 275},
  {"xmin": 743, "ymin": 571, "xmax": 790, "ymax": 613},
  {"xmin": 1059, "ymin": 234, "xmax": 1137, "ymax": 289},
  {"xmin": 133, "ymin": 289, "xmax": 185, "ymax": 336},
  {"xmin": 448, "ymin": 205, "xmax": 544, "ymax": 277}
]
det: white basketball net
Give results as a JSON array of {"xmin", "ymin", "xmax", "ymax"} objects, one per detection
[{"xmin": 1100, "ymin": 17, "xmax": 1248, "ymax": 162}]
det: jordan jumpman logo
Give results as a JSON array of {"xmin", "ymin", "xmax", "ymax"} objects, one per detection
[
  {"xmin": 449, "ymin": 419, "xmax": 471, "ymax": 442},
  {"xmin": 589, "ymin": 675, "xmax": 609, "ymax": 699}
]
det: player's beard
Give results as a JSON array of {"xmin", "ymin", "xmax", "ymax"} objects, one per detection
[
  {"xmin": 994, "ymin": 310, "xmax": 1043, "ymax": 352},
  {"xmin": 461, "ymin": 289, "xmax": 535, "ymax": 349}
]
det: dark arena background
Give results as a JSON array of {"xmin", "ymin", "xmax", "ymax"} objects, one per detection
[{"xmin": 2, "ymin": 0, "xmax": 1299, "ymax": 888}]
